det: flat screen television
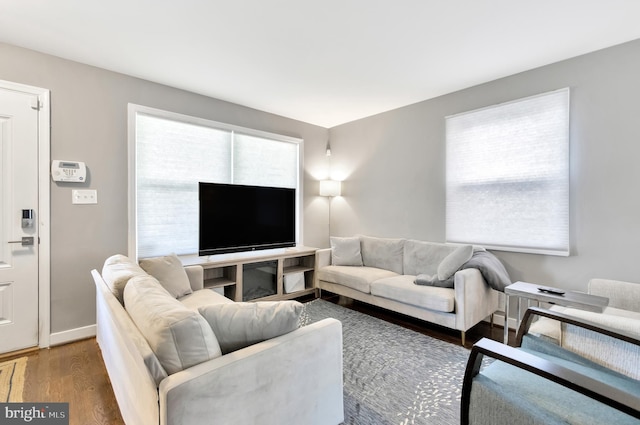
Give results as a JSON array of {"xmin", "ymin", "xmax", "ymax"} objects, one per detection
[{"xmin": 199, "ymin": 182, "xmax": 296, "ymax": 255}]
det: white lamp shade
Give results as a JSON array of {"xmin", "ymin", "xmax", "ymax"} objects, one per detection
[{"xmin": 320, "ymin": 180, "xmax": 341, "ymax": 197}]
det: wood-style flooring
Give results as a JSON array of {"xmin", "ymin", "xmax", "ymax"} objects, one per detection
[{"xmin": 2, "ymin": 295, "xmax": 511, "ymax": 425}]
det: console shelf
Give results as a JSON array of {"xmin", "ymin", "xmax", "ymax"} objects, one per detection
[
  {"xmin": 283, "ymin": 265, "xmax": 314, "ymax": 274},
  {"xmin": 180, "ymin": 246, "xmax": 318, "ymax": 302}
]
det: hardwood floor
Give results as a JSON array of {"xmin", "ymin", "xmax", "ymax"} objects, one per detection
[
  {"xmin": 6, "ymin": 295, "xmax": 511, "ymax": 425},
  {"xmin": 10, "ymin": 338, "xmax": 124, "ymax": 425}
]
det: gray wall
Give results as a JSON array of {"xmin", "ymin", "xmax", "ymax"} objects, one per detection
[
  {"xmin": 328, "ymin": 38, "xmax": 640, "ymax": 292},
  {"xmin": 0, "ymin": 42, "xmax": 329, "ymax": 334}
]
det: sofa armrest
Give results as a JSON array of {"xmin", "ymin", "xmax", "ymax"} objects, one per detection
[
  {"xmin": 316, "ymin": 248, "xmax": 332, "ymax": 268},
  {"xmin": 461, "ymin": 338, "xmax": 640, "ymax": 425},
  {"xmin": 184, "ymin": 265, "xmax": 204, "ymax": 291},
  {"xmin": 453, "ymin": 268, "xmax": 500, "ymax": 332},
  {"xmin": 589, "ymin": 278, "xmax": 640, "ymax": 313},
  {"xmin": 159, "ymin": 318, "xmax": 344, "ymax": 425}
]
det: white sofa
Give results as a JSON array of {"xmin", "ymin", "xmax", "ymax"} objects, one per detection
[
  {"xmin": 315, "ymin": 236, "xmax": 503, "ymax": 345},
  {"xmin": 92, "ymin": 254, "xmax": 344, "ymax": 425}
]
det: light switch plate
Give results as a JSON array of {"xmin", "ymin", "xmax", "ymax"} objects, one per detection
[{"xmin": 72, "ymin": 189, "xmax": 97, "ymax": 204}]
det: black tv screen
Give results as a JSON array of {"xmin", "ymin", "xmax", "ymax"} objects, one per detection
[{"xmin": 199, "ymin": 182, "xmax": 296, "ymax": 255}]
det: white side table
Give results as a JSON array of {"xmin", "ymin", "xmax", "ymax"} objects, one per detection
[{"xmin": 503, "ymin": 281, "xmax": 609, "ymax": 344}]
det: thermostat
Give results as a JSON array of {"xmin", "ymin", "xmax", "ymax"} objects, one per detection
[{"xmin": 51, "ymin": 160, "xmax": 86, "ymax": 182}]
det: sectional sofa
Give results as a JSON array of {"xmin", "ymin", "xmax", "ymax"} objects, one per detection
[
  {"xmin": 92, "ymin": 254, "xmax": 344, "ymax": 425},
  {"xmin": 315, "ymin": 235, "xmax": 506, "ymax": 344}
]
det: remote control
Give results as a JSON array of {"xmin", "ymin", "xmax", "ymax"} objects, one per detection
[{"xmin": 537, "ymin": 286, "xmax": 565, "ymax": 295}]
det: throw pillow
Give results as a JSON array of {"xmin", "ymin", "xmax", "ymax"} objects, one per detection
[
  {"xmin": 101, "ymin": 254, "xmax": 148, "ymax": 304},
  {"xmin": 330, "ymin": 236, "xmax": 363, "ymax": 266},
  {"xmin": 138, "ymin": 253, "xmax": 193, "ymax": 299},
  {"xmin": 124, "ymin": 275, "xmax": 222, "ymax": 375},
  {"xmin": 437, "ymin": 245, "xmax": 473, "ymax": 281},
  {"xmin": 198, "ymin": 301, "xmax": 303, "ymax": 354}
]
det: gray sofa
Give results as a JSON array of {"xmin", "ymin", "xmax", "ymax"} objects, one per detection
[
  {"xmin": 315, "ymin": 235, "xmax": 502, "ymax": 345},
  {"xmin": 92, "ymin": 254, "xmax": 344, "ymax": 425}
]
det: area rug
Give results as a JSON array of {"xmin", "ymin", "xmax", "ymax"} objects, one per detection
[
  {"xmin": 300, "ymin": 299, "xmax": 474, "ymax": 425},
  {"xmin": 0, "ymin": 356, "xmax": 27, "ymax": 402}
]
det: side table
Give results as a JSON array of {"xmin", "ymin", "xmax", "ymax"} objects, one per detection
[{"xmin": 503, "ymin": 281, "xmax": 609, "ymax": 344}]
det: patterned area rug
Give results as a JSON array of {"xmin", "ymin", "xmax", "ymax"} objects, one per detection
[
  {"xmin": 300, "ymin": 299, "xmax": 472, "ymax": 425},
  {"xmin": 0, "ymin": 356, "xmax": 27, "ymax": 402}
]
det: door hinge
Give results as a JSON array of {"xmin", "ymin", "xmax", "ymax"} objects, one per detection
[{"xmin": 30, "ymin": 98, "xmax": 41, "ymax": 110}]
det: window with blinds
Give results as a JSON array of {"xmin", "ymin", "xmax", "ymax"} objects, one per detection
[
  {"xmin": 445, "ymin": 88, "xmax": 570, "ymax": 256},
  {"xmin": 129, "ymin": 105, "xmax": 302, "ymax": 258}
]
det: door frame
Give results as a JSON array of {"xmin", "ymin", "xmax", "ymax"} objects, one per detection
[{"xmin": 0, "ymin": 79, "xmax": 51, "ymax": 349}]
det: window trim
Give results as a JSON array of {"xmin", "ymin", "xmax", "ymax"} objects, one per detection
[
  {"xmin": 127, "ymin": 103, "xmax": 304, "ymax": 258},
  {"xmin": 445, "ymin": 88, "xmax": 570, "ymax": 256}
]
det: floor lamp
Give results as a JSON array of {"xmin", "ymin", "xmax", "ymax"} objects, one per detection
[{"xmin": 320, "ymin": 179, "xmax": 341, "ymax": 238}]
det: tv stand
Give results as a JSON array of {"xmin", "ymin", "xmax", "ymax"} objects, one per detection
[{"xmin": 180, "ymin": 246, "xmax": 318, "ymax": 302}]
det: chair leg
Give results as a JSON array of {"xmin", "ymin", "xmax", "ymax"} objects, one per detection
[{"xmin": 461, "ymin": 331, "xmax": 466, "ymax": 346}]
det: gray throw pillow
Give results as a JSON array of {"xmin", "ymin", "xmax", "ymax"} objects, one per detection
[
  {"xmin": 138, "ymin": 253, "xmax": 193, "ymax": 299},
  {"xmin": 330, "ymin": 236, "xmax": 363, "ymax": 266},
  {"xmin": 437, "ymin": 245, "xmax": 473, "ymax": 280},
  {"xmin": 198, "ymin": 301, "xmax": 303, "ymax": 354}
]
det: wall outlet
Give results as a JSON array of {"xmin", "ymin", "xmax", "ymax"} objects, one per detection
[{"xmin": 72, "ymin": 189, "xmax": 98, "ymax": 204}]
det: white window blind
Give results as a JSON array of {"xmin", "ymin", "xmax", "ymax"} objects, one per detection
[
  {"xmin": 233, "ymin": 133, "xmax": 298, "ymax": 188},
  {"xmin": 131, "ymin": 106, "xmax": 301, "ymax": 258},
  {"xmin": 446, "ymin": 88, "xmax": 570, "ymax": 256}
]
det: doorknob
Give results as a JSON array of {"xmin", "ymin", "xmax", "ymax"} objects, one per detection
[{"xmin": 8, "ymin": 236, "xmax": 35, "ymax": 246}]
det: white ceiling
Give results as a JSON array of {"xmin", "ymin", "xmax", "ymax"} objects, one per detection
[{"xmin": 2, "ymin": 1, "xmax": 640, "ymax": 128}]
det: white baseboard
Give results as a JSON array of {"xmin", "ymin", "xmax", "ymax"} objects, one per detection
[{"xmin": 49, "ymin": 324, "xmax": 96, "ymax": 347}]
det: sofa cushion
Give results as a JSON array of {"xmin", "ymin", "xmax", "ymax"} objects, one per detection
[
  {"xmin": 403, "ymin": 240, "xmax": 456, "ymax": 277},
  {"xmin": 179, "ymin": 288, "xmax": 233, "ymax": 310},
  {"xmin": 360, "ymin": 235, "xmax": 404, "ymax": 274},
  {"xmin": 330, "ymin": 236, "xmax": 363, "ymax": 266},
  {"xmin": 124, "ymin": 275, "xmax": 222, "ymax": 375},
  {"xmin": 138, "ymin": 253, "xmax": 193, "ymax": 299},
  {"xmin": 101, "ymin": 254, "xmax": 148, "ymax": 304},
  {"xmin": 370, "ymin": 275, "xmax": 455, "ymax": 313},
  {"xmin": 199, "ymin": 301, "xmax": 303, "ymax": 354},
  {"xmin": 318, "ymin": 265, "xmax": 399, "ymax": 293},
  {"xmin": 437, "ymin": 244, "xmax": 473, "ymax": 280}
]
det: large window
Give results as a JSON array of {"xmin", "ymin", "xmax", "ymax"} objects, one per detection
[
  {"xmin": 128, "ymin": 105, "xmax": 302, "ymax": 258},
  {"xmin": 445, "ymin": 88, "xmax": 570, "ymax": 256}
]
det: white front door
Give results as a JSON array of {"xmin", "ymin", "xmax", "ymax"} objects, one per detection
[{"xmin": 0, "ymin": 86, "xmax": 41, "ymax": 353}]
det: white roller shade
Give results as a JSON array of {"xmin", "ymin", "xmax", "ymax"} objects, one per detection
[
  {"xmin": 136, "ymin": 114, "xmax": 231, "ymax": 257},
  {"xmin": 446, "ymin": 88, "xmax": 570, "ymax": 256}
]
